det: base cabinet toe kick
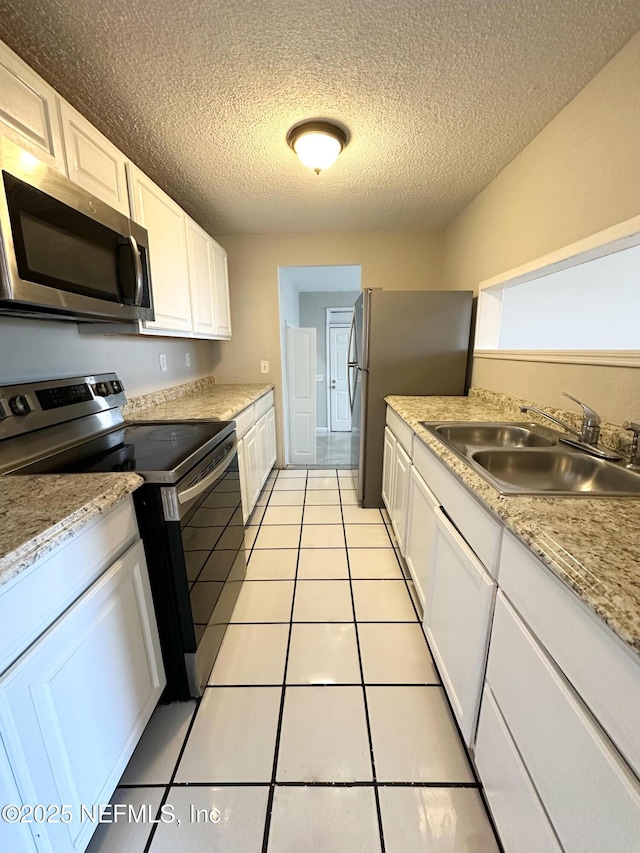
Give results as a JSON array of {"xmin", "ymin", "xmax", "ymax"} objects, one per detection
[
  {"xmin": 383, "ymin": 403, "xmax": 640, "ymax": 852},
  {"xmin": 0, "ymin": 497, "xmax": 165, "ymax": 853}
]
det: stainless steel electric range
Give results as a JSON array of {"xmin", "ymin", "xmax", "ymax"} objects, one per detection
[{"xmin": 0, "ymin": 372, "xmax": 247, "ymax": 701}]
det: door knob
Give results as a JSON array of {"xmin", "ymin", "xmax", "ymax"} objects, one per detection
[{"xmin": 331, "ymin": 382, "xmax": 336, "ymax": 388}]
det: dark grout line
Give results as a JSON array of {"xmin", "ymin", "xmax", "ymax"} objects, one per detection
[
  {"xmin": 260, "ymin": 471, "xmax": 307, "ymax": 853},
  {"xmin": 340, "ymin": 495, "xmax": 387, "ymax": 853},
  {"xmin": 142, "ymin": 692, "xmax": 203, "ymax": 853}
]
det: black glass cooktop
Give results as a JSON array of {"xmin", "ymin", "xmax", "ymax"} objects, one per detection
[{"xmin": 18, "ymin": 420, "xmax": 234, "ymax": 480}]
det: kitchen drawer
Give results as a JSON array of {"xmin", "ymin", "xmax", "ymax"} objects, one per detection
[
  {"xmin": 234, "ymin": 404, "xmax": 256, "ymax": 438},
  {"xmin": 385, "ymin": 407, "xmax": 413, "ymax": 455},
  {"xmin": 475, "ymin": 685, "xmax": 561, "ymax": 853},
  {"xmin": 254, "ymin": 390, "xmax": 274, "ymax": 419},
  {"xmin": 413, "ymin": 438, "xmax": 502, "ymax": 576},
  {"xmin": 487, "ymin": 592, "xmax": 640, "ymax": 853},
  {"xmin": 424, "ymin": 508, "xmax": 496, "ymax": 746},
  {"xmin": 500, "ymin": 530, "xmax": 640, "ymax": 780},
  {"xmin": 0, "ymin": 497, "xmax": 138, "ymax": 675}
]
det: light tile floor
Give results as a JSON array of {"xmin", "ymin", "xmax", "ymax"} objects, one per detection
[{"xmin": 88, "ymin": 468, "xmax": 500, "ymax": 853}]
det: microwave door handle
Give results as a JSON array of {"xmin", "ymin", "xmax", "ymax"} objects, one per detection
[{"xmin": 128, "ymin": 235, "xmax": 144, "ymax": 307}]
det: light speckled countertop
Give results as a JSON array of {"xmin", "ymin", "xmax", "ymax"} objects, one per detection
[
  {"xmin": 0, "ymin": 474, "xmax": 143, "ymax": 589},
  {"xmin": 124, "ymin": 383, "xmax": 274, "ymax": 423},
  {"xmin": 386, "ymin": 391, "xmax": 640, "ymax": 658}
]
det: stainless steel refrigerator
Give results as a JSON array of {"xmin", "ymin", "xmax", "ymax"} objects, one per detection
[{"xmin": 348, "ymin": 289, "xmax": 473, "ymax": 507}]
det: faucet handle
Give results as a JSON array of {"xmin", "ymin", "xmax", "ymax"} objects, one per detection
[
  {"xmin": 624, "ymin": 421, "xmax": 640, "ymax": 434},
  {"xmin": 562, "ymin": 392, "xmax": 601, "ymax": 426}
]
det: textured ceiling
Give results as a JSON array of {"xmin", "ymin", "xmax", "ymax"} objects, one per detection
[{"xmin": 0, "ymin": 1, "xmax": 639, "ymax": 235}]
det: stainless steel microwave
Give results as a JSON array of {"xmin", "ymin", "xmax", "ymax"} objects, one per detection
[{"xmin": 0, "ymin": 137, "xmax": 154, "ymax": 322}]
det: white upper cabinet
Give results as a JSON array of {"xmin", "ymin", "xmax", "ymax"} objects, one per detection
[
  {"xmin": 127, "ymin": 163, "xmax": 193, "ymax": 333},
  {"xmin": 59, "ymin": 100, "xmax": 130, "ymax": 216},
  {"xmin": 0, "ymin": 41, "xmax": 65, "ymax": 172},
  {"xmin": 186, "ymin": 217, "xmax": 216, "ymax": 337},
  {"xmin": 211, "ymin": 239, "xmax": 232, "ymax": 338},
  {"xmin": 185, "ymin": 217, "xmax": 231, "ymax": 339}
]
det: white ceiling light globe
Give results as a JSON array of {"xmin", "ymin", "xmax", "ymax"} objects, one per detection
[
  {"xmin": 293, "ymin": 131, "xmax": 343, "ymax": 173},
  {"xmin": 287, "ymin": 121, "xmax": 348, "ymax": 174}
]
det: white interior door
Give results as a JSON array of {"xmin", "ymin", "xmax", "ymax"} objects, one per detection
[
  {"xmin": 286, "ymin": 326, "xmax": 317, "ymax": 465},
  {"xmin": 329, "ymin": 326, "xmax": 352, "ymax": 432}
]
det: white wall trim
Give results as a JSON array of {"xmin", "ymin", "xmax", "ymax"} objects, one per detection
[
  {"xmin": 477, "ymin": 213, "xmax": 640, "ymax": 294},
  {"xmin": 315, "ymin": 426, "xmax": 328, "ymax": 433},
  {"xmin": 474, "ymin": 350, "xmax": 640, "ymax": 368}
]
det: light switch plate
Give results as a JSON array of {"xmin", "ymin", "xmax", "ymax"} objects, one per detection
[
  {"xmin": 159, "ymin": 354, "xmax": 167, "ymax": 372},
  {"xmin": 260, "ymin": 360, "xmax": 269, "ymax": 374}
]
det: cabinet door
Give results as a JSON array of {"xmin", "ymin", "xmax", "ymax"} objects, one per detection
[
  {"xmin": 382, "ymin": 427, "xmax": 396, "ymax": 513},
  {"xmin": 424, "ymin": 509, "xmax": 496, "ymax": 746},
  {"xmin": 186, "ymin": 217, "xmax": 216, "ymax": 337},
  {"xmin": 211, "ymin": 240, "xmax": 232, "ymax": 338},
  {"xmin": 0, "ymin": 540, "xmax": 165, "ymax": 853},
  {"xmin": 391, "ymin": 441, "xmax": 411, "ymax": 555},
  {"xmin": 237, "ymin": 437, "xmax": 251, "ymax": 524},
  {"xmin": 0, "ymin": 734, "xmax": 37, "ymax": 852},
  {"xmin": 257, "ymin": 412, "xmax": 270, "ymax": 489},
  {"xmin": 404, "ymin": 466, "xmax": 439, "ymax": 609},
  {"xmin": 475, "ymin": 685, "xmax": 561, "ymax": 853},
  {"xmin": 244, "ymin": 424, "xmax": 261, "ymax": 515},
  {"xmin": 59, "ymin": 100, "xmax": 130, "ymax": 215},
  {"xmin": 127, "ymin": 163, "xmax": 192, "ymax": 333},
  {"xmin": 266, "ymin": 407, "xmax": 277, "ymax": 470},
  {"xmin": 0, "ymin": 41, "xmax": 64, "ymax": 171},
  {"xmin": 487, "ymin": 593, "xmax": 640, "ymax": 853}
]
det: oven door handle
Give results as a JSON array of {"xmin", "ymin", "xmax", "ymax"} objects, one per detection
[{"xmin": 177, "ymin": 439, "xmax": 238, "ymax": 505}]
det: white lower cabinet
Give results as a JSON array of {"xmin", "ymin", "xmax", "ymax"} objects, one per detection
[
  {"xmin": 390, "ymin": 441, "xmax": 411, "ymax": 554},
  {"xmin": 237, "ymin": 399, "xmax": 277, "ymax": 522},
  {"xmin": 0, "ymin": 539, "xmax": 165, "ymax": 853},
  {"xmin": 475, "ymin": 685, "xmax": 562, "ymax": 853},
  {"xmin": 0, "ymin": 734, "xmax": 37, "ymax": 852},
  {"xmin": 487, "ymin": 592, "xmax": 640, "ymax": 853},
  {"xmin": 404, "ymin": 465, "xmax": 439, "ymax": 608},
  {"xmin": 424, "ymin": 509, "xmax": 496, "ymax": 746},
  {"xmin": 381, "ymin": 427, "xmax": 396, "ymax": 513}
]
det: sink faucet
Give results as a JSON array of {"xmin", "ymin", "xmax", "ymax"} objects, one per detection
[
  {"xmin": 624, "ymin": 422, "xmax": 640, "ymax": 470},
  {"xmin": 520, "ymin": 392, "xmax": 601, "ymax": 446}
]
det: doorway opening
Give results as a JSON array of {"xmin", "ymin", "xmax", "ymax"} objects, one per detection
[{"xmin": 278, "ymin": 264, "xmax": 361, "ymax": 468}]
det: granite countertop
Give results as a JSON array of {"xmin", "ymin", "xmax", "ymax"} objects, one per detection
[
  {"xmin": 386, "ymin": 391, "xmax": 640, "ymax": 658},
  {"xmin": 124, "ymin": 382, "xmax": 274, "ymax": 423},
  {"xmin": 0, "ymin": 474, "xmax": 143, "ymax": 589}
]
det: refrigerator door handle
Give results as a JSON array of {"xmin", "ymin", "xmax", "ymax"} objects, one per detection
[
  {"xmin": 348, "ymin": 363, "xmax": 355, "ymax": 413},
  {"xmin": 347, "ymin": 310, "xmax": 357, "ymax": 366}
]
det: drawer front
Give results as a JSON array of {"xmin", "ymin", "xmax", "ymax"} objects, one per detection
[
  {"xmin": 475, "ymin": 686, "xmax": 561, "ymax": 853},
  {"xmin": 385, "ymin": 407, "xmax": 413, "ymax": 455},
  {"xmin": 487, "ymin": 592, "xmax": 640, "ymax": 853},
  {"xmin": 425, "ymin": 509, "xmax": 496, "ymax": 746},
  {"xmin": 413, "ymin": 438, "xmax": 501, "ymax": 576},
  {"xmin": 234, "ymin": 404, "xmax": 256, "ymax": 438},
  {"xmin": 500, "ymin": 531, "xmax": 640, "ymax": 779},
  {"xmin": 0, "ymin": 497, "xmax": 138, "ymax": 675},
  {"xmin": 254, "ymin": 390, "xmax": 274, "ymax": 419}
]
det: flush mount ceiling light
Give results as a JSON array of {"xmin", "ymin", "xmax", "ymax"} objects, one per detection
[{"xmin": 286, "ymin": 120, "xmax": 348, "ymax": 174}]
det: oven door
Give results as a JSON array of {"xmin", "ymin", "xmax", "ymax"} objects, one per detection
[
  {"xmin": 0, "ymin": 137, "xmax": 153, "ymax": 322},
  {"xmin": 149, "ymin": 436, "xmax": 247, "ymax": 699}
]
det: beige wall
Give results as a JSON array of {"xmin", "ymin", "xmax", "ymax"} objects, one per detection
[
  {"xmin": 210, "ymin": 229, "xmax": 444, "ymax": 462},
  {"xmin": 443, "ymin": 32, "xmax": 640, "ymax": 423}
]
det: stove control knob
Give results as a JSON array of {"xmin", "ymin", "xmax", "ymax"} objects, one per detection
[
  {"xmin": 93, "ymin": 382, "xmax": 109, "ymax": 397},
  {"xmin": 9, "ymin": 394, "xmax": 32, "ymax": 416},
  {"xmin": 0, "ymin": 398, "xmax": 11, "ymax": 420}
]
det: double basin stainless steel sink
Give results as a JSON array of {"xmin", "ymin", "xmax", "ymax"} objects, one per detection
[{"xmin": 420, "ymin": 421, "xmax": 640, "ymax": 497}]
